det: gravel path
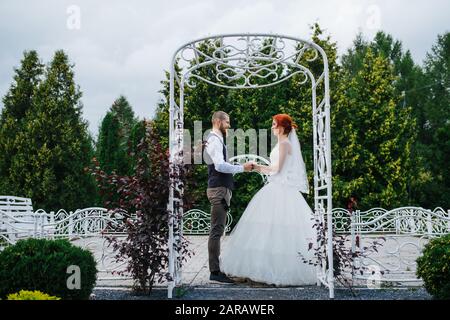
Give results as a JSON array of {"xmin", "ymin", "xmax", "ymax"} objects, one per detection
[{"xmin": 92, "ymin": 285, "xmax": 432, "ymax": 300}]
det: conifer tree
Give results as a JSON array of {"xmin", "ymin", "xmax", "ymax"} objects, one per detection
[
  {"xmin": 96, "ymin": 95, "xmax": 137, "ymax": 176},
  {"xmin": 333, "ymin": 48, "xmax": 415, "ymax": 208},
  {"xmin": 8, "ymin": 50, "xmax": 96, "ymax": 210},
  {"xmin": 416, "ymin": 32, "xmax": 450, "ymax": 208},
  {"xmin": 0, "ymin": 51, "xmax": 44, "ymax": 194}
]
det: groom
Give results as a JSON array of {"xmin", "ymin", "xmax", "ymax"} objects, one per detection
[{"xmin": 204, "ymin": 111, "xmax": 253, "ymax": 283}]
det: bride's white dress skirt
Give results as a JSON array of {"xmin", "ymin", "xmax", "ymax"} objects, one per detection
[{"xmin": 220, "ymin": 180, "xmax": 318, "ymax": 286}]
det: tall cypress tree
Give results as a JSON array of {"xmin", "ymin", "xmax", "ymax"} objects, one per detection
[
  {"xmin": 8, "ymin": 50, "xmax": 96, "ymax": 211},
  {"xmin": 340, "ymin": 32, "xmax": 428, "ymax": 206},
  {"xmin": 96, "ymin": 95, "xmax": 138, "ymax": 176},
  {"xmin": 110, "ymin": 95, "xmax": 137, "ymax": 141},
  {"xmin": 417, "ymin": 32, "xmax": 450, "ymax": 208},
  {"xmin": 96, "ymin": 112, "xmax": 122, "ymax": 174},
  {"xmin": 334, "ymin": 48, "xmax": 415, "ymax": 208},
  {"xmin": 0, "ymin": 51, "xmax": 44, "ymax": 195}
]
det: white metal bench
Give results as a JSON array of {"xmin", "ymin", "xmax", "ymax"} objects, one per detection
[
  {"xmin": 229, "ymin": 154, "xmax": 271, "ymax": 184},
  {"xmin": 0, "ymin": 195, "xmax": 129, "ymax": 247},
  {"xmin": 183, "ymin": 209, "xmax": 233, "ymax": 235},
  {"xmin": 0, "ymin": 195, "xmax": 55, "ymax": 244}
]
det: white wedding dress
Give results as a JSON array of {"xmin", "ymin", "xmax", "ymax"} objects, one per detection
[{"xmin": 220, "ymin": 130, "xmax": 317, "ymax": 286}]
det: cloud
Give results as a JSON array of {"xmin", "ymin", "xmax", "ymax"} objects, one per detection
[{"xmin": 0, "ymin": 0, "xmax": 448, "ymax": 136}]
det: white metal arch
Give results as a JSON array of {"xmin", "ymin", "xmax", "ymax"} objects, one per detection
[{"xmin": 168, "ymin": 33, "xmax": 334, "ymax": 299}]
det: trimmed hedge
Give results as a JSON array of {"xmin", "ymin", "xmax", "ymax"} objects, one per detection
[
  {"xmin": 416, "ymin": 233, "xmax": 450, "ymax": 299},
  {"xmin": 0, "ymin": 238, "xmax": 97, "ymax": 300}
]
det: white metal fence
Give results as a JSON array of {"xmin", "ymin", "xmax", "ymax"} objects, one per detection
[
  {"xmin": 0, "ymin": 208, "xmax": 130, "ymax": 244},
  {"xmin": 1, "ymin": 197, "xmax": 449, "ymax": 286},
  {"xmin": 0, "ymin": 196, "xmax": 133, "ymax": 282},
  {"xmin": 343, "ymin": 207, "xmax": 450, "ymax": 285},
  {"xmin": 333, "ymin": 207, "xmax": 450, "ymax": 234}
]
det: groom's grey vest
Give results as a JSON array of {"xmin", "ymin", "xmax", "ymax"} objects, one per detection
[{"xmin": 206, "ymin": 132, "xmax": 235, "ymax": 190}]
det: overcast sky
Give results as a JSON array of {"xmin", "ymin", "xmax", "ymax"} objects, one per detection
[{"xmin": 0, "ymin": 0, "xmax": 449, "ymax": 137}]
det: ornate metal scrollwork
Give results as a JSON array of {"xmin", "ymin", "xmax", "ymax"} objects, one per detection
[
  {"xmin": 176, "ymin": 35, "xmax": 320, "ymax": 89},
  {"xmin": 182, "ymin": 209, "xmax": 233, "ymax": 235},
  {"xmin": 350, "ymin": 207, "xmax": 450, "ymax": 284}
]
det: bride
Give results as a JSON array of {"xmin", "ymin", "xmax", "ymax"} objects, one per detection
[{"xmin": 220, "ymin": 114, "xmax": 317, "ymax": 286}]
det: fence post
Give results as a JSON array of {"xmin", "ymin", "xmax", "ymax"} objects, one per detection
[
  {"xmin": 395, "ymin": 210, "xmax": 400, "ymax": 235},
  {"xmin": 350, "ymin": 213, "xmax": 356, "ymax": 253},
  {"xmin": 39, "ymin": 214, "xmax": 44, "ymax": 238},
  {"xmin": 355, "ymin": 209, "xmax": 361, "ymax": 233},
  {"xmin": 350, "ymin": 212, "xmax": 356, "ymax": 280},
  {"xmin": 50, "ymin": 211, "xmax": 55, "ymax": 225},
  {"xmin": 426, "ymin": 211, "xmax": 433, "ymax": 236},
  {"xmin": 49, "ymin": 211, "xmax": 55, "ymax": 239},
  {"xmin": 68, "ymin": 212, "xmax": 73, "ymax": 237},
  {"xmin": 83, "ymin": 215, "xmax": 88, "ymax": 235}
]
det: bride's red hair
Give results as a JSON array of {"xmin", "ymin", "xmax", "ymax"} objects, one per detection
[{"xmin": 272, "ymin": 114, "xmax": 297, "ymax": 135}]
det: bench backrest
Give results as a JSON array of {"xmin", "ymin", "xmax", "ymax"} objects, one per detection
[{"xmin": 0, "ymin": 196, "xmax": 34, "ymax": 216}]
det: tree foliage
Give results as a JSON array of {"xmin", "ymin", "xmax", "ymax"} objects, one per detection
[
  {"xmin": 0, "ymin": 51, "xmax": 44, "ymax": 195},
  {"xmin": 0, "ymin": 50, "xmax": 96, "ymax": 211},
  {"xmin": 334, "ymin": 47, "xmax": 415, "ymax": 208},
  {"xmin": 1, "ymin": 28, "xmax": 448, "ymax": 218},
  {"xmin": 413, "ymin": 32, "xmax": 450, "ymax": 209},
  {"xmin": 96, "ymin": 95, "xmax": 138, "ymax": 176}
]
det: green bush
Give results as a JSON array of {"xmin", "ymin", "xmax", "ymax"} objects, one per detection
[
  {"xmin": 0, "ymin": 238, "xmax": 97, "ymax": 300},
  {"xmin": 7, "ymin": 290, "xmax": 60, "ymax": 300},
  {"xmin": 416, "ymin": 234, "xmax": 450, "ymax": 299}
]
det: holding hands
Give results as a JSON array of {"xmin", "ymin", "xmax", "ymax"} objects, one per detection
[
  {"xmin": 243, "ymin": 161, "xmax": 254, "ymax": 172},
  {"xmin": 243, "ymin": 161, "xmax": 261, "ymax": 172}
]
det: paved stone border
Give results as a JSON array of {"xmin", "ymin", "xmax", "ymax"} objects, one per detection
[{"xmin": 92, "ymin": 285, "xmax": 432, "ymax": 300}]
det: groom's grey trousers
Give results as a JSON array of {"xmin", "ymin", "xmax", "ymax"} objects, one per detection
[{"xmin": 207, "ymin": 186, "xmax": 232, "ymax": 273}]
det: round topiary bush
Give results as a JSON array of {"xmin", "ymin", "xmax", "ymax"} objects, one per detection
[
  {"xmin": 0, "ymin": 238, "xmax": 97, "ymax": 300},
  {"xmin": 416, "ymin": 233, "xmax": 450, "ymax": 299}
]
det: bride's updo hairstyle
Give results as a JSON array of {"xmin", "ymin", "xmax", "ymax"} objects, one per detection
[{"xmin": 273, "ymin": 114, "xmax": 298, "ymax": 135}]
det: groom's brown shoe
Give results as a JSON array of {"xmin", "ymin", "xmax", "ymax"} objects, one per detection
[{"xmin": 210, "ymin": 271, "xmax": 234, "ymax": 283}]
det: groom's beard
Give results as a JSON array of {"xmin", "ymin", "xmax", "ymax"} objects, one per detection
[{"xmin": 220, "ymin": 126, "xmax": 227, "ymax": 137}]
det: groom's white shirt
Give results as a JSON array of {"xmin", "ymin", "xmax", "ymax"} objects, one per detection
[{"xmin": 206, "ymin": 129, "xmax": 244, "ymax": 174}]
